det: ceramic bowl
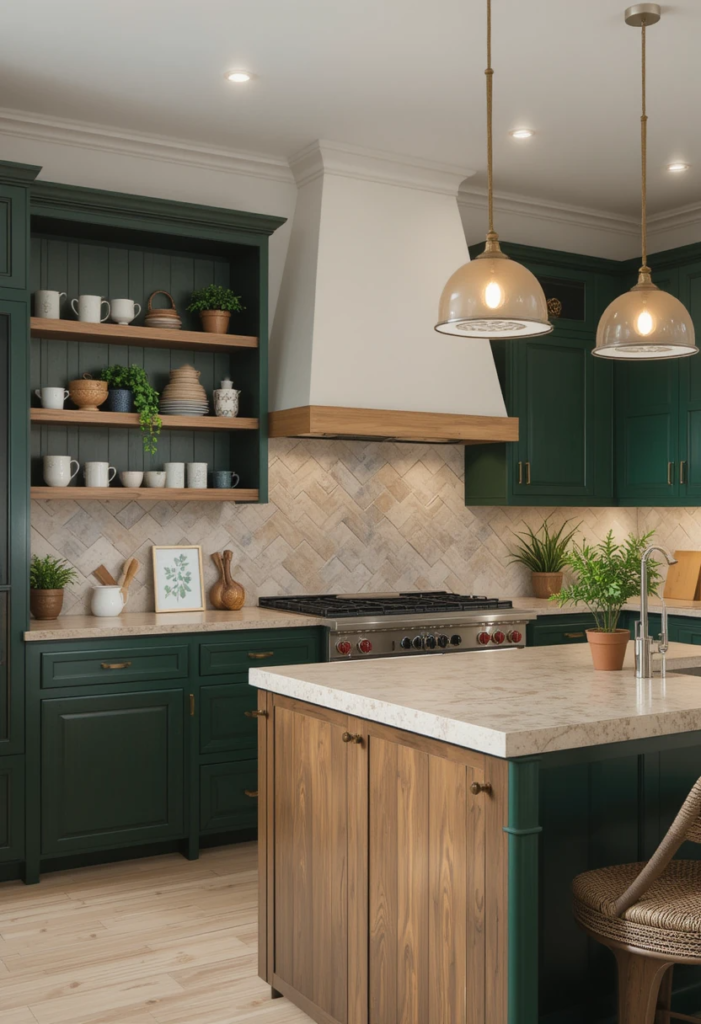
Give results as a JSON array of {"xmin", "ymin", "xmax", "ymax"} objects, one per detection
[
  {"xmin": 120, "ymin": 471, "xmax": 144, "ymax": 488},
  {"xmin": 68, "ymin": 379, "xmax": 108, "ymax": 411},
  {"xmin": 144, "ymin": 471, "xmax": 166, "ymax": 488}
]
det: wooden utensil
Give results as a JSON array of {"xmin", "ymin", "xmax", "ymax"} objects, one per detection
[
  {"xmin": 210, "ymin": 552, "xmax": 226, "ymax": 609},
  {"xmin": 220, "ymin": 549, "xmax": 245, "ymax": 611},
  {"xmin": 93, "ymin": 565, "xmax": 118, "ymax": 587},
  {"xmin": 120, "ymin": 558, "xmax": 140, "ymax": 599},
  {"xmin": 119, "ymin": 557, "xmax": 135, "ymax": 587},
  {"xmin": 663, "ymin": 550, "xmax": 701, "ymax": 601}
]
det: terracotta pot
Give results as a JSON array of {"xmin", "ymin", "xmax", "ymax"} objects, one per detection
[
  {"xmin": 531, "ymin": 572, "xmax": 564, "ymax": 599},
  {"xmin": 200, "ymin": 310, "xmax": 231, "ymax": 335},
  {"xmin": 586, "ymin": 628, "xmax": 631, "ymax": 671},
  {"xmin": 30, "ymin": 588, "xmax": 64, "ymax": 620}
]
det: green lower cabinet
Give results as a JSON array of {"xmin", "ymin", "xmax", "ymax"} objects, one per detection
[
  {"xmin": 527, "ymin": 614, "xmax": 595, "ymax": 647},
  {"xmin": 200, "ymin": 681, "xmax": 257, "ymax": 756},
  {"xmin": 670, "ymin": 619, "xmax": 701, "ymax": 645},
  {"xmin": 200, "ymin": 760, "xmax": 258, "ymax": 833},
  {"xmin": 41, "ymin": 690, "xmax": 184, "ymax": 856},
  {"xmin": 0, "ymin": 755, "xmax": 24, "ymax": 862}
]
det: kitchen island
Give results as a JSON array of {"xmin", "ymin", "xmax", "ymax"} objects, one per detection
[{"xmin": 251, "ymin": 643, "xmax": 701, "ymax": 1024}]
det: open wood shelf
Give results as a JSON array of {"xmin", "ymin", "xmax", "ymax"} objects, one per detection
[
  {"xmin": 31, "ymin": 408, "xmax": 258, "ymax": 431},
  {"xmin": 30, "ymin": 318, "xmax": 258, "ymax": 352},
  {"xmin": 31, "ymin": 487, "xmax": 259, "ymax": 503}
]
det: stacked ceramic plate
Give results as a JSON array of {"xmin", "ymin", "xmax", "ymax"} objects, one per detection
[{"xmin": 160, "ymin": 365, "xmax": 209, "ymax": 417}]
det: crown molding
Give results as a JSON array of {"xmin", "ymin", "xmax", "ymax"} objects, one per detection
[
  {"xmin": 0, "ymin": 107, "xmax": 294, "ymax": 184},
  {"xmin": 648, "ymin": 200, "xmax": 701, "ymax": 236},
  {"xmin": 290, "ymin": 139, "xmax": 475, "ymax": 196}
]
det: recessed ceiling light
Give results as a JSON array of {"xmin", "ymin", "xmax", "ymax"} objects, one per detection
[
  {"xmin": 668, "ymin": 161, "xmax": 690, "ymax": 173},
  {"xmin": 510, "ymin": 128, "xmax": 534, "ymax": 139},
  {"xmin": 226, "ymin": 70, "xmax": 253, "ymax": 83}
]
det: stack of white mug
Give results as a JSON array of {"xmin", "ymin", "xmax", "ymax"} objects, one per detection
[
  {"xmin": 42, "ymin": 457, "xmax": 116, "ymax": 488},
  {"xmin": 34, "ymin": 290, "xmax": 141, "ymax": 325}
]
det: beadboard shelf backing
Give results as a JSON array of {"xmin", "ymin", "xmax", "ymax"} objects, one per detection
[
  {"xmin": 31, "ymin": 408, "xmax": 258, "ymax": 432},
  {"xmin": 30, "ymin": 318, "xmax": 258, "ymax": 352},
  {"xmin": 31, "ymin": 486, "xmax": 259, "ymax": 502},
  {"xmin": 268, "ymin": 405, "xmax": 519, "ymax": 444}
]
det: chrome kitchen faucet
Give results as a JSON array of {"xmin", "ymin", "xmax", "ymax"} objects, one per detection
[{"xmin": 636, "ymin": 545, "xmax": 677, "ymax": 679}]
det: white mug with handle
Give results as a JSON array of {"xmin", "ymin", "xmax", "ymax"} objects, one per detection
[
  {"xmin": 84, "ymin": 461, "xmax": 117, "ymax": 488},
  {"xmin": 71, "ymin": 295, "xmax": 110, "ymax": 323},
  {"xmin": 34, "ymin": 290, "xmax": 67, "ymax": 319},
  {"xmin": 43, "ymin": 455, "xmax": 80, "ymax": 487},
  {"xmin": 35, "ymin": 387, "xmax": 70, "ymax": 410}
]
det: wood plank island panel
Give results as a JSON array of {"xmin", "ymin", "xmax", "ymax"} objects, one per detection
[
  {"xmin": 31, "ymin": 486, "xmax": 259, "ymax": 502},
  {"xmin": 31, "ymin": 408, "xmax": 258, "ymax": 432},
  {"xmin": 30, "ymin": 318, "xmax": 258, "ymax": 352}
]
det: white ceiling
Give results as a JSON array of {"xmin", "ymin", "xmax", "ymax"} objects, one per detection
[{"xmin": 2, "ymin": 0, "xmax": 700, "ymax": 217}]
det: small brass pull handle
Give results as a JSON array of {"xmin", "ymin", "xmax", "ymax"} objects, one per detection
[
  {"xmin": 668, "ymin": 461, "xmax": 674, "ymax": 486},
  {"xmin": 681, "ymin": 460, "xmax": 687, "ymax": 485},
  {"xmin": 244, "ymin": 789, "xmax": 258, "ymax": 798},
  {"xmin": 470, "ymin": 781, "xmax": 492, "ymax": 796},
  {"xmin": 518, "ymin": 461, "xmax": 523, "ymax": 485},
  {"xmin": 526, "ymin": 461, "xmax": 531, "ymax": 485},
  {"xmin": 101, "ymin": 661, "xmax": 132, "ymax": 670},
  {"xmin": 342, "ymin": 732, "xmax": 363, "ymax": 744},
  {"xmin": 244, "ymin": 709, "xmax": 269, "ymax": 718},
  {"xmin": 564, "ymin": 632, "xmax": 585, "ymax": 639},
  {"xmin": 189, "ymin": 694, "xmax": 195, "ymax": 717},
  {"xmin": 248, "ymin": 651, "xmax": 275, "ymax": 660}
]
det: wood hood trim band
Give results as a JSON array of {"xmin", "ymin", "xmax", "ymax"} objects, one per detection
[{"xmin": 268, "ymin": 406, "xmax": 519, "ymax": 444}]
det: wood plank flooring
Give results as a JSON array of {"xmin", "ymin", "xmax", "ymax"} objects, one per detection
[{"xmin": 0, "ymin": 844, "xmax": 310, "ymax": 1024}]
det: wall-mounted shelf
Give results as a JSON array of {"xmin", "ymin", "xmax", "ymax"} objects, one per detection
[
  {"xmin": 30, "ymin": 318, "xmax": 258, "ymax": 352},
  {"xmin": 31, "ymin": 408, "xmax": 258, "ymax": 432},
  {"xmin": 31, "ymin": 486, "xmax": 259, "ymax": 503}
]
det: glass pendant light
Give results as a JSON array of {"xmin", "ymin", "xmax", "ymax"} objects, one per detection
[
  {"xmin": 435, "ymin": 0, "xmax": 552, "ymax": 339},
  {"xmin": 594, "ymin": 4, "xmax": 697, "ymax": 359}
]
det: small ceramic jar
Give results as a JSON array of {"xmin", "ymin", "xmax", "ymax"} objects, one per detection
[
  {"xmin": 187, "ymin": 462, "xmax": 208, "ymax": 489},
  {"xmin": 213, "ymin": 388, "xmax": 240, "ymax": 418}
]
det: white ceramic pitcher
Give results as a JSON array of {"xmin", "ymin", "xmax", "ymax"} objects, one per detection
[{"xmin": 91, "ymin": 586, "xmax": 127, "ymax": 617}]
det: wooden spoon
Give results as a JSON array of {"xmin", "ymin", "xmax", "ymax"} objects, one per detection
[
  {"xmin": 120, "ymin": 558, "xmax": 140, "ymax": 600},
  {"xmin": 210, "ymin": 552, "xmax": 226, "ymax": 609},
  {"xmin": 93, "ymin": 565, "xmax": 118, "ymax": 587}
]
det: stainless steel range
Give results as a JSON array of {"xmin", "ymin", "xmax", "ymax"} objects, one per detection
[{"xmin": 258, "ymin": 591, "xmax": 536, "ymax": 660}]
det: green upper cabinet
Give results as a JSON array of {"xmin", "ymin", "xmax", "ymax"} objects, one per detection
[
  {"xmin": 678, "ymin": 262, "xmax": 701, "ymax": 500},
  {"xmin": 0, "ymin": 162, "xmax": 40, "ymax": 294}
]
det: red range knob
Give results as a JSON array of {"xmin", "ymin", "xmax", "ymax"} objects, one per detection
[
  {"xmin": 508, "ymin": 630, "xmax": 523, "ymax": 644},
  {"xmin": 358, "ymin": 638, "xmax": 373, "ymax": 654},
  {"xmin": 477, "ymin": 631, "xmax": 491, "ymax": 646},
  {"xmin": 336, "ymin": 640, "xmax": 352, "ymax": 656},
  {"xmin": 491, "ymin": 630, "xmax": 506, "ymax": 645}
]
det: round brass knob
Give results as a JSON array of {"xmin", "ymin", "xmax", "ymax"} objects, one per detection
[
  {"xmin": 470, "ymin": 781, "xmax": 492, "ymax": 796},
  {"xmin": 342, "ymin": 732, "xmax": 363, "ymax": 744}
]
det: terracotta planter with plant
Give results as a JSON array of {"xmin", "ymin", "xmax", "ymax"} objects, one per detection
[
  {"xmin": 29, "ymin": 554, "xmax": 79, "ymax": 621},
  {"xmin": 186, "ymin": 285, "xmax": 245, "ymax": 335},
  {"xmin": 100, "ymin": 364, "xmax": 161, "ymax": 456},
  {"xmin": 509, "ymin": 516, "xmax": 579, "ymax": 599},
  {"xmin": 551, "ymin": 530, "xmax": 662, "ymax": 671}
]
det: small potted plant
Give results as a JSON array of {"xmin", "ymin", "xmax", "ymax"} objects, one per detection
[
  {"xmin": 99, "ymin": 364, "xmax": 161, "ymax": 455},
  {"xmin": 30, "ymin": 554, "xmax": 79, "ymax": 620},
  {"xmin": 186, "ymin": 285, "xmax": 245, "ymax": 334},
  {"xmin": 551, "ymin": 530, "xmax": 661, "ymax": 671},
  {"xmin": 509, "ymin": 516, "xmax": 579, "ymax": 598}
]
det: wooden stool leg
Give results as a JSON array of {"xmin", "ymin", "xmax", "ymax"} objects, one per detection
[
  {"xmin": 655, "ymin": 966, "xmax": 673, "ymax": 1023},
  {"xmin": 613, "ymin": 948, "xmax": 674, "ymax": 1024}
]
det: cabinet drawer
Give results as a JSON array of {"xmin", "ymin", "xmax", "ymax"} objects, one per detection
[
  {"xmin": 200, "ymin": 760, "xmax": 258, "ymax": 833},
  {"xmin": 199, "ymin": 632, "xmax": 319, "ymax": 677},
  {"xmin": 529, "ymin": 618, "xmax": 594, "ymax": 646},
  {"xmin": 200, "ymin": 682, "xmax": 258, "ymax": 756},
  {"xmin": 40, "ymin": 644, "xmax": 189, "ymax": 688}
]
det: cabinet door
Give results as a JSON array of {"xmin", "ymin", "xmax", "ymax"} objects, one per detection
[
  {"xmin": 616, "ymin": 359, "xmax": 679, "ymax": 501},
  {"xmin": 199, "ymin": 680, "xmax": 257, "ymax": 756},
  {"xmin": 0, "ymin": 183, "xmax": 28, "ymax": 290},
  {"xmin": 0, "ymin": 755, "xmax": 24, "ymax": 863},
  {"xmin": 678, "ymin": 262, "xmax": 701, "ymax": 499},
  {"xmin": 41, "ymin": 690, "xmax": 184, "ymax": 856},
  {"xmin": 272, "ymin": 701, "xmax": 350, "ymax": 1024},
  {"xmin": 200, "ymin": 760, "xmax": 258, "ymax": 832}
]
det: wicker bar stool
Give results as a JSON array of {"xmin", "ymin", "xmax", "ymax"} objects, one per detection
[{"xmin": 571, "ymin": 777, "xmax": 701, "ymax": 1024}]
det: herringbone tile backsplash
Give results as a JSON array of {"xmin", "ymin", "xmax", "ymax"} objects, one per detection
[{"xmin": 31, "ymin": 439, "xmax": 678, "ymax": 615}]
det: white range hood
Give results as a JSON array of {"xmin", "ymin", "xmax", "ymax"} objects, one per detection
[{"xmin": 268, "ymin": 140, "xmax": 517, "ymax": 444}]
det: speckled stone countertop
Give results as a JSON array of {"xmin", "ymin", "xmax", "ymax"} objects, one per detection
[
  {"xmin": 510, "ymin": 596, "xmax": 701, "ymax": 619},
  {"xmin": 251, "ymin": 642, "xmax": 701, "ymax": 758},
  {"xmin": 25, "ymin": 607, "xmax": 324, "ymax": 642}
]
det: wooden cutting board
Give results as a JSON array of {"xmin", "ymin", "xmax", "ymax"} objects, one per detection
[{"xmin": 663, "ymin": 550, "xmax": 701, "ymax": 601}]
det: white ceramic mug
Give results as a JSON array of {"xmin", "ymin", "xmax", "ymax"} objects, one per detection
[
  {"xmin": 34, "ymin": 290, "xmax": 67, "ymax": 319},
  {"xmin": 35, "ymin": 387, "xmax": 70, "ymax": 410},
  {"xmin": 84, "ymin": 461, "xmax": 117, "ymax": 488},
  {"xmin": 186, "ymin": 462, "xmax": 208, "ymax": 489},
  {"xmin": 119, "ymin": 471, "xmax": 144, "ymax": 488},
  {"xmin": 164, "ymin": 462, "xmax": 185, "ymax": 488},
  {"xmin": 110, "ymin": 298, "xmax": 142, "ymax": 325},
  {"xmin": 91, "ymin": 586, "xmax": 127, "ymax": 617},
  {"xmin": 43, "ymin": 455, "xmax": 80, "ymax": 487},
  {"xmin": 71, "ymin": 295, "xmax": 110, "ymax": 323},
  {"xmin": 144, "ymin": 471, "xmax": 166, "ymax": 488}
]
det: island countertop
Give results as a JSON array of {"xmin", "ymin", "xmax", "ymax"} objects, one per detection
[{"xmin": 251, "ymin": 642, "xmax": 701, "ymax": 758}]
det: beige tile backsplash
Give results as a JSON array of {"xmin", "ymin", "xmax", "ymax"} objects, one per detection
[{"xmin": 31, "ymin": 438, "xmax": 681, "ymax": 615}]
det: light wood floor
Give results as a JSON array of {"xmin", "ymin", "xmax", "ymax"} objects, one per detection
[{"xmin": 0, "ymin": 843, "xmax": 310, "ymax": 1024}]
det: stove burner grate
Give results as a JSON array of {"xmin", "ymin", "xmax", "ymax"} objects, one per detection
[{"xmin": 259, "ymin": 591, "xmax": 513, "ymax": 618}]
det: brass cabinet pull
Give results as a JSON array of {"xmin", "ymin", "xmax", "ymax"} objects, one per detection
[
  {"xmin": 518, "ymin": 461, "xmax": 523, "ymax": 485},
  {"xmin": 668, "ymin": 461, "xmax": 674, "ymax": 485},
  {"xmin": 244, "ymin": 789, "xmax": 259, "ymax": 798},
  {"xmin": 526, "ymin": 461, "xmax": 532, "ymax": 485},
  {"xmin": 564, "ymin": 632, "xmax": 585, "ymax": 639},
  {"xmin": 342, "ymin": 731, "xmax": 363, "ymax": 744},
  {"xmin": 470, "ymin": 781, "xmax": 492, "ymax": 796},
  {"xmin": 244, "ymin": 709, "xmax": 269, "ymax": 718},
  {"xmin": 681, "ymin": 460, "xmax": 687, "ymax": 485},
  {"xmin": 101, "ymin": 661, "xmax": 131, "ymax": 670},
  {"xmin": 189, "ymin": 694, "xmax": 195, "ymax": 717},
  {"xmin": 248, "ymin": 651, "xmax": 275, "ymax": 660}
]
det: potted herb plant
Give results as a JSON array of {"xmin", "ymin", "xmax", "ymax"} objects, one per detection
[
  {"xmin": 186, "ymin": 285, "xmax": 245, "ymax": 334},
  {"xmin": 509, "ymin": 516, "xmax": 580, "ymax": 598},
  {"xmin": 99, "ymin": 365, "xmax": 161, "ymax": 455},
  {"xmin": 30, "ymin": 554, "xmax": 79, "ymax": 620},
  {"xmin": 551, "ymin": 530, "xmax": 662, "ymax": 671}
]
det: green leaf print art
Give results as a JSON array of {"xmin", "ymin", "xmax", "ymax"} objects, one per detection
[
  {"xmin": 153, "ymin": 546, "xmax": 204, "ymax": 613},
  {"xmin": 163, "ymin": 553, "xmax": 192, "ymax": 602}
]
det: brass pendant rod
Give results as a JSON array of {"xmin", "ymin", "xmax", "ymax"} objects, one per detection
[
  {"xmin": 640, "ymin": 20, "xmax": 648, "ymax": 271},
  {"xmin": 485, "ymin": 0, "xmax": 495, "ymax": 235}
]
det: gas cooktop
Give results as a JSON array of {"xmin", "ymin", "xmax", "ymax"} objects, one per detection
[{"xmin": 258, "ymin": 591, "xmax": 513, "ymax": 618}]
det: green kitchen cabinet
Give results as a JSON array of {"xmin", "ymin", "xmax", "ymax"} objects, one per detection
[
  {"xmin": 199, "ymin": 682, "xmax": 258, "ymax": 757},
  {"xmin": 200, "ymin": 760, "xmax": 259, "ymax": 833},
  {"xmin": 678, "ymin": 262, "xmax": 701, "ymax": 500},
  {"xmin": 0, "ymin": 756, "xmax": 24, "ymax": 863},
  {"xmin": 0, "ymin": 161, "xmax": 39, "ymax": 291},
  {"xmin": 527, "ymin": 613, "xmax": 596, "ymax": 647}
]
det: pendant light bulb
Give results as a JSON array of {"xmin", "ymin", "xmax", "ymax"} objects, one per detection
[
  {"xmin": 594, "ymin": 5, "xmax": 697, "ymax": 360},
  {"xmin": 435, "ymin": 0, "xmax": 552, "ymax": 340}
]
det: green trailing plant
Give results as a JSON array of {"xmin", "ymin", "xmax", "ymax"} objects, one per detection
[
  {"xmin": 30, "ymin": 554, "xmax": 78, "ymax": 591},
  {"xmin": 186, "ymin": 285, "xmax": 245, "ymax": 314},
  {"xmin": 99, "ymin": 364, "xmax": 161, "ymax": 456},
  {"xmin": 551, "ymin": 530, "xmax": 662, "ymax": 633},
  {"xmin": 508, "ymin": 516, "xmax": 580, "ymax": 574}
]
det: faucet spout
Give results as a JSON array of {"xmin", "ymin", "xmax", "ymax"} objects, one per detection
[{"xmin": 637, "ymin": 545, "xmax": 677, "ymax": 679}]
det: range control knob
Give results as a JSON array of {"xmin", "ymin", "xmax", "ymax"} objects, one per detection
[
  {"xmin": 491, "ymin": 630, "xmax": 506, "ymax": 645},
  {"xmin": 412, "ymin": 635, "xmax": 425, "ymax": 649},
  {"xmin": 425, "ymin": 634, "xmax": 437, "ymax": 650},
  {"xmin": 336, "ymin": 640, "xmax": 352, "ymax": 656},
  {"xmin": 450, "ymin": 634, "xmax": 462, "ymax": 647},
  {"xmin": 477, "ymin": 631, "xmax": 491, "ymax": 646},
  {"xmin": 358, "ymin": 638, "xmax": 373, "ymax": 654},
  {"xmin": 508, "ymin": 629, "xmax": 523, "ymax": 644},
  {"xmin": 437, "ymin": 634, "xmax": 449, "ymax": 648},
  {"xmin": 400, "ymin": 636, "xmax": 412, "ymax": 650}
]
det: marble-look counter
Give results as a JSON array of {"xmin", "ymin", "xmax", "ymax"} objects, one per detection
[
  {"xmin": 25, "ymin": 607, "xmax": 324, "ymax": 642},
  {"xmin": 509, "ymin": 596, "xmax": 701, "ymax": 618},
  {"xmin": 251, "ymin": 641, "xmax": 701, "ymax": 759}
]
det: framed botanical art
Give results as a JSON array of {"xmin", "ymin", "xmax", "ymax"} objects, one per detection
[{"xmin": 152, "ymin": 545, "xmax": 205, "ymax": 613}]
